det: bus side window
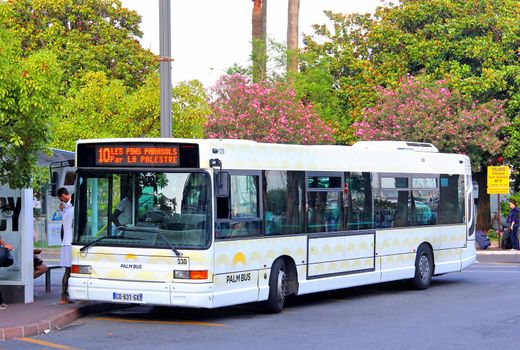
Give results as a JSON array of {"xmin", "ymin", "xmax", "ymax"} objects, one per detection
[
  {"xmin": 344, "ymin": 172, "xmax": 374, "ymax": 230},
  {"xmin": 263, "ymin": 171, "xmax": 305, "ymax": 235},
  {"xmin": 216, "ymin": 173, "xmax": 260, "ymax": 238},
  {"xmin": 438, "ymin": 174, "xmax": 464, "ymax": 224},
  {"xmin": 393, "ymin": 190, "xmax": 410, "ymax": 227},
  {"xmin": 306, "ymin": 173, "xmax": 343, "ymax": 233}
]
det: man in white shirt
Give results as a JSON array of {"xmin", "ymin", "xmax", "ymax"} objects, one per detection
[{"xmin": 57, "ymin": 187, "xmax": 74, "ymax": 305}]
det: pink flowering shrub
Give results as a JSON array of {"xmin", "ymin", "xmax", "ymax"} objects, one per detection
[
  {"xmin": 352, "ymin": 76, "xmax": 509, "ymax": 168},
  {"xmin": 205, "ymin": 74, "xmax": 335, "ymax": 144}
]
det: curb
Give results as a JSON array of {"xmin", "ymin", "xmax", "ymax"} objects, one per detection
[
  {"xmin": 476, "ymin": 249, "xmax": 520, "ymax": 255},
  {"xmin": 0, "ymin": 303, "xmax": 129, "ymax": 341}
]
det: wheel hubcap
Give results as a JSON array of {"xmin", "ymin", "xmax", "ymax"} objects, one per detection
[
  {"xmin": 277, "ymin": 270, "xmax": 287, "ymax": 304},
  {"xmin": 419, "ymin": 254, "xmax": 430, "ymax": 282}
]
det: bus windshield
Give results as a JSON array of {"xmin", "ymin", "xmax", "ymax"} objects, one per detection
[{"xmin": 74, "ymin": 171, "xmax": 211, "ymax": 250}]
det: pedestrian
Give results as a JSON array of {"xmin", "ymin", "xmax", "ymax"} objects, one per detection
[
  {"xmin": 491, "ymin": 211, "xmax": 500, "ymax": 231},
  {"xmin": 57, "ymin": 187, "xmax": 74, "ymax": 304},
  {"xmin": 507, "ymin": 199, "xmax": 520, "ymax": 250},
  {"xmin": 0, "ymin": 234, "xmax": 13, "ymax": 310}
]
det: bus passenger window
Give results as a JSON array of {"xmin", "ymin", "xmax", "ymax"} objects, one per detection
[
  {"xmin": 307, "ymin": 192, "xmax": 342, "ymax": 233},
  {"xmin": 375, "ymin": 190, "xmax": 411, "ymax": 228},
  {"xmin": 394, "ymin": 191, "xmax": 410, "ymax": 227},
  {"xmin": 344, "ymin": 172, "xmax": 374, "ymax": 230},
  {"xmin": 306, "ymin": 172, "xmax": 343, "ymax": 234},
  {"xmin": 438, "ymin": 174, "xmax": 464, "ymax": 224},
  {"xmin": 230, "ymin": 175, "xmax": 258, "ymax": 218},
  {"xmin": 216, "ymin": 174, "xmax": 260, "ymax": 238},
  {"xmin": 263, "ymin": 171, "xmax": 305, "ymax": 235},
  {"xmin": 411, "ymin": 188, "xmax": 439, "ymax": 226}
]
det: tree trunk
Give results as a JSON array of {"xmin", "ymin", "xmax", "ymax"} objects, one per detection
[
  {"xmin": 252, "ymin": 0, "xmax": 267, "ymax": 82},
  {"xmin": 262, "ymin": 0, "xmax": 267, "ymax": 40},
  {"xmin": 475, "ymin": 171, "xmax": 491, "ymax": 231},
  {"xmin": 287, "ymin": 0, "xmax": 300, "ymax": 75}
]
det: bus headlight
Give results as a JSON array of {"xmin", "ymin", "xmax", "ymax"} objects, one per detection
[{"xmin": 72, "ymin": 264, "xmax": 92, "ymax": 274}]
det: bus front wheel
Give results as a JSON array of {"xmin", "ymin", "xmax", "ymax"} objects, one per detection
[
  {"xmin": 264, "ymin": 258, "xmax": 288, "ymax": 313},
  {"xmin": 411, "ymin": 244, "xmax": 433, "ymax": 290}
]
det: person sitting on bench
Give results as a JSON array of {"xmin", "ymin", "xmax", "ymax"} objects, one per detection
[{"xmin": 34, "ymin": 248, "xmax": 48, "ymax": 279}]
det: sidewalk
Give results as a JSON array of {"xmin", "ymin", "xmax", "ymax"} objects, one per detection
[
  {"xmin": 475, "ymin": 240, "xmax": 520, "ymax": 255},
  {"xmin": 476, "ymin": 246, "xmax": 520, "ymax": 255},
  {"xmin": 0, "ymin": 267, "xmax": 127, "ymax": 341},
  {"xmin": 1, "ymin": 245, "xmax": 519, "ymax": 341}
]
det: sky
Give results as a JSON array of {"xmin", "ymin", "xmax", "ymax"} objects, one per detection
[{"xmin": 121, "ymin": 0, "xmax": 382, "ymax": 86}]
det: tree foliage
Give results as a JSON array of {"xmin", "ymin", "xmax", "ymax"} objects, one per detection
[
  {"xmin": 299, "ymin": 0, "xmax": 520, "ymax": 150},
  {"xmin": 52, "ymin": 71, "xmax": 129, "ymax": 150},
  {"xmin": 353, "ymin": 76, "xmax": 509, "ymax": 171},
  {"xmin": 169, "ymin": 80, "xmax": 211, "ymax": 139},
  {"xmin": 0, "ymin": 0, "xmax": 158, "ymax": 89},
  {"xmin": 0, "ymin": 0, "xmax": 210, "ymax": 188},
  {"xmin": 52, "ymin": 73, "xmax": 210, "ymax": 151},
  {"xmin": 0, "ymin": 28, "xmax": 62, "ymax": 188},
  {"xmin": 298, "ymin": 11, "xmax": 392, "ymax": 143},
  {"xmin": 205, "ymin": 74, "xmax": 334, "ymax": 144}
]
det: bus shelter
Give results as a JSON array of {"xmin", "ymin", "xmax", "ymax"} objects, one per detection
[{"xmin": 0, "ymin": 148, "xmax": 74, "ymax": 304}]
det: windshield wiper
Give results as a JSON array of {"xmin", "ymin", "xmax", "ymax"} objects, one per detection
[
  {"xmin": 80, "ymin": 234, "xmax": 143, "ymax": 252},
  {"xmin": 119, "ymin": 226, "xmax": 182, "ymax": 257}
]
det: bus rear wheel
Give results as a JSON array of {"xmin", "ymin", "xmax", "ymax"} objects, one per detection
[
  {"xmin": 264, "ymin": 259, "xmax": 288, "ymax": 313},
  {"xmin": 411, "ymin": 244, "xmax": 433, "ymax": 290}
]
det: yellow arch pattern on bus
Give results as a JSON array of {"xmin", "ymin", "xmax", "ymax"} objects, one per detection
[{"xmin": 232, "ymin": 252, "xmax": 247, "ymax": 266}]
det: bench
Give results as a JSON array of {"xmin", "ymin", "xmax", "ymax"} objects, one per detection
[{"xmin": 45, "ymin": 265, "xmax": 62, "ymax": 293}]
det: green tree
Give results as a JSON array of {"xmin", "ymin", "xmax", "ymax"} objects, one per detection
[
  {"xmin": 53, "ymin": 73, "xmax": 210, "ymax": 150},
  {"xmin": 299, "ymin": 0, "xmax": 520, "ymax": 146},
  {"xmin": 52, "ymin": 71, "xmax": 129, "ymax": 150},
  {"xmin": 0, "ymin": 28, "xmax": 62, "ymax": 188},
  {"xmin": 1, "ymin": 0, "xmax": 209, "ymax": 153},
  {"xmin": 298, "ymin": 11, "xmax": 392, "ymax": 143},
  {"xmin": 125, "ymin": 77, "xmax": 210, "ymax": 139},
  {"xmin": 170, "ymin": 80, "xmax": 211, "ymax": 139},
  {"xmin": 0, "ymin": 0, "xmax": 158, "ymax": 89},
  {"xmin": 227, "ymin": 38, "xmax": 289, "ymax": 82}
]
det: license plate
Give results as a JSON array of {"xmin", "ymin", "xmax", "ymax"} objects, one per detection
[{"xmin": 112, "ymin": 292, "xmax": 143, "ymax": 302}]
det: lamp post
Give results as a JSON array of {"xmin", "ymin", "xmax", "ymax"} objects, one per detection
[{"xmin": 159, "ymin": 0, "xmax": 172, "ymax": 138}]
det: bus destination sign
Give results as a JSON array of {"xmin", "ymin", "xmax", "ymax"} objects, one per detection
[{"xmin": 96, "ymin": 145, "xmax": 179, "ymax": 167}]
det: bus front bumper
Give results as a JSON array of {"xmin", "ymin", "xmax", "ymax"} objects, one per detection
[{"xmin": 68, "ymin": 277, "xmax": 215, "ymax": 308}]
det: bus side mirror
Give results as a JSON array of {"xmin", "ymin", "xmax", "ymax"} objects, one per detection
[{"xmin": 215, "ymin": 172, "xmax": 230, "ymax": 198}]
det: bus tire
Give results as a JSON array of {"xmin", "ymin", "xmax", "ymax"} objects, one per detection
[
  {"xmin": 264, "ymin": 258, "xmax": 288, "ymax": 313},
  {"xmin": 411, "ymin": 244, "xmax": 433, "ymax": 290}
]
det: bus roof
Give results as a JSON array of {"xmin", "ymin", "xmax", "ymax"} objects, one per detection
[{"xmin": 75, "ymin": 138, "xmax": 471, "ymax": 175}]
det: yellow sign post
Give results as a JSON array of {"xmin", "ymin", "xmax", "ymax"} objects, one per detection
[
  {"xmin": 487, "ymin": 166, "xmax": 510, "ymax": 194},
  {"xmin": 487, "ymin": 165, "xmax": 510, "ymax": 248}
]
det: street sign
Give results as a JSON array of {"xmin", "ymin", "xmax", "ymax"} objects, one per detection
[{"xmin": 487, "ymin": 165, "xmax": 510, "ymax": 194}]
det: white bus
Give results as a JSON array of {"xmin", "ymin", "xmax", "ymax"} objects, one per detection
[{"xmin": 69, "ymin": 138, "xmax": 476, "ymax": 313}]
